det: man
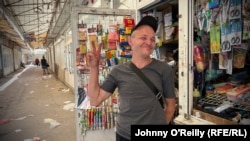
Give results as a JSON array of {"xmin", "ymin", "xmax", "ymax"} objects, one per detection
[
  {"xmin": 41, "ymin": 56, "xmax": 49, "ymax": 75},
  {"xmin": 35, "ymin": 58, "xmax": 40, "ymax": 67},
  {"xmin": 86, "ymin": 16, "xmax": 176, "ymax": 141}
]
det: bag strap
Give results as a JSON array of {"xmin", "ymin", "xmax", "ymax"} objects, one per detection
[{"xmin": 130, "ymin": 62, "xmax": 165, "ymax": 108}]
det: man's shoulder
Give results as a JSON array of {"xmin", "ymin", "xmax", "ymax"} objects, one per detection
[
  {"xmin": 109, "ymin": 62, "xmax": 130, "ymax": 73},
  {"xmin": 151, "ymin": 59, "xmax": 168, "ymax": 67}
]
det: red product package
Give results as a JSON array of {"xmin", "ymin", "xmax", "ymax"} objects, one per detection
[
  {"xmin": 123, "ymin": 17, "xmax": 135, "ymax": 34},
  {"xmin": 226, "ymin": 84, "xmax": 250, "ymax": 101}
]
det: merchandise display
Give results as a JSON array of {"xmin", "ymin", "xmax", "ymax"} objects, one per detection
[{"xmin": 193, "ymin": 0, "xmax": 250, "ymax": 124}]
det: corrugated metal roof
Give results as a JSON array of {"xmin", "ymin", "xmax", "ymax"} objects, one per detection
[{"xmin": 0, "ymin": 0, "xmax": 66, "ymax": 49}]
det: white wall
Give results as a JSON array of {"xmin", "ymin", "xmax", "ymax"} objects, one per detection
[
  {"xmin": 64, "ymin": 38, "xmax": 75, "ymax": 89},
  {"xmin": 53, "ymin": 36, "xmax": 74, "ymax": 90},
  {"xmin": 13, "ymin": 47, "xmax": 22, "ymax": 70},
  {"xmin": 54, "ymin": 39, "xmax": 65, "ymax": 81}
]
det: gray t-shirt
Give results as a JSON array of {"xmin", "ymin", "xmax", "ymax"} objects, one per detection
[{"xmin": 101, "ymin": 59, "xmax": 176, "ymax": 140}]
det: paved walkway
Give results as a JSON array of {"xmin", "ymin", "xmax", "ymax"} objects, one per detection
[{"xmin": 0, "ymin": 65, "xmax": 76, "ymax": 141}]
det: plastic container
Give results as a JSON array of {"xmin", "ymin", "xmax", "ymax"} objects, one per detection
[{"xmin": 193, "ymin": 89, "xmax": 200, "ymax": 107}]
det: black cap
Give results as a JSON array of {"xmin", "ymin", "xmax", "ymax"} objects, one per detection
[{"xmin": 131, "ymin": 16, "xmax": 158, "ymax": 34}]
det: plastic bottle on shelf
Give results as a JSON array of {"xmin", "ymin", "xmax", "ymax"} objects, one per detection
[{"xmin": 193, "ymin": 88, "xmax": 200, "ymax": 107}]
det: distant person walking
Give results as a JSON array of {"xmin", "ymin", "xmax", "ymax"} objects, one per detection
[
  {"xmin": 35, "ymin": 58, "xmax": 40, "ymax": 67},
  {"xmin": 41, "ymin": 56, "xmax": 49, "ymax": 75}
]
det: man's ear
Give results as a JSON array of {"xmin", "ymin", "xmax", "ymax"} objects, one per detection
[{"xmin": 127, "ymin": 36, "xmax": 132, "ymax": 46}]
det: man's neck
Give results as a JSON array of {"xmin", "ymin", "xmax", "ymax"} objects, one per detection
[{"xmin": 131, "ymin": 57, "xmax": 152, "ymax": 69}]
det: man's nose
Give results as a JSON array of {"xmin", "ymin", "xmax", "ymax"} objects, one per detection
[
  {"xmin": 145, "ymin": 38, "xmax": 152, "ymax": 45},
  {"xmin": 145, "ymin": 38, "xmax": 154, "ymax": 45}
]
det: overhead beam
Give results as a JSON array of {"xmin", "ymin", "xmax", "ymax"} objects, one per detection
[{"xmin": 0, "ymin": 2, "xmax": 33, "ymax": 51}]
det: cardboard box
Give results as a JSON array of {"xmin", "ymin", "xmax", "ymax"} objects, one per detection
[{"xmin": 161, "ymin": 4, "xmax": 178, "ymax": 43}]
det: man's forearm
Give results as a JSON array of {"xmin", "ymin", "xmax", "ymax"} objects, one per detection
[
  {"xmin": 165, "ymin": 107, "xmax": 175, "ymax": 124},
  {"xmin": 88, "ymin": 67, "xmax": 100, "ymax": 106},
  {"xmin": 165, "ymin": 98, "xmax": 176, "ymax": 124}
]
